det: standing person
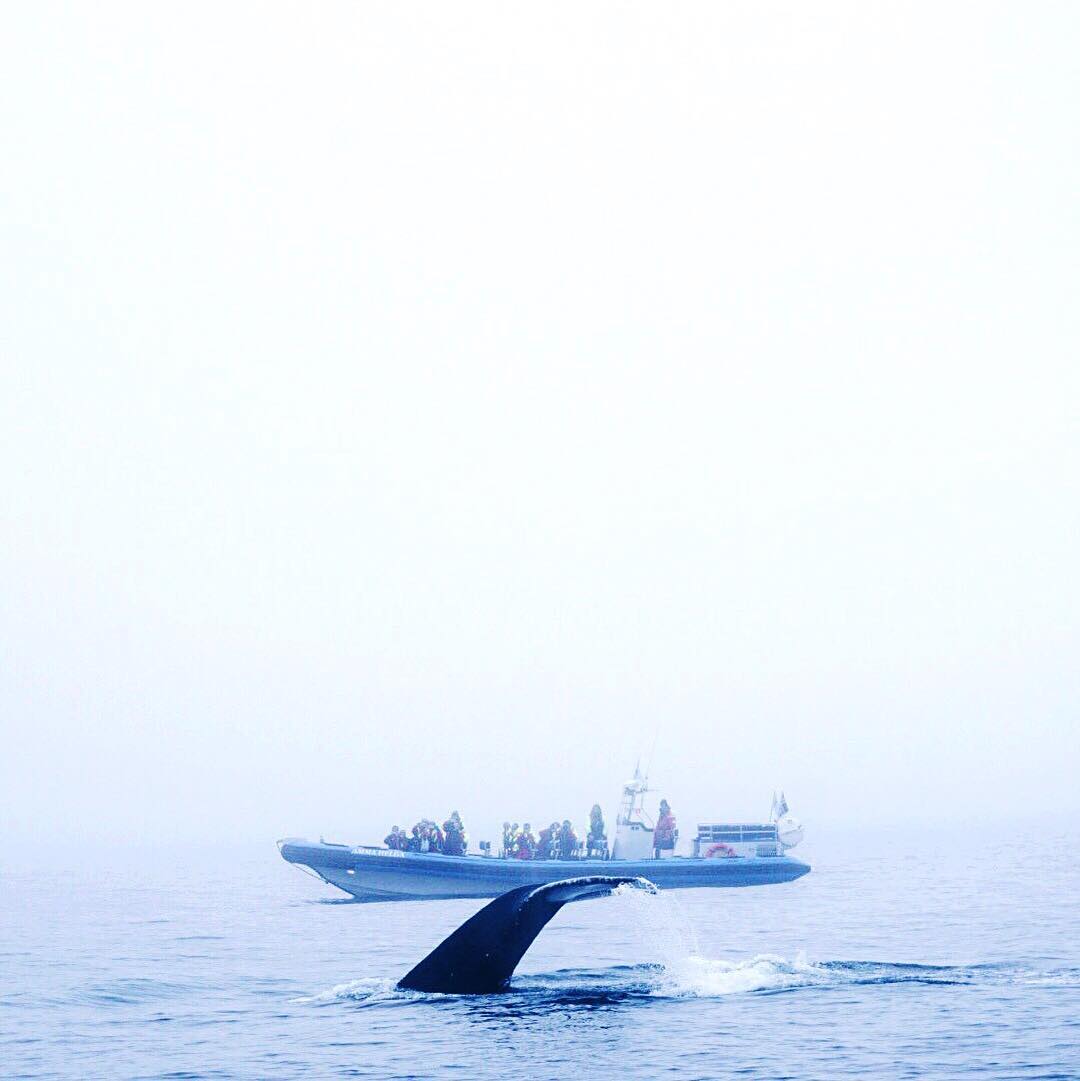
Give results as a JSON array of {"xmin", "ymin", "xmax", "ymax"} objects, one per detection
[
  {"xmin": 384, "ymin": 826, "xmax": 403, "ymax": 850},
  {"xmin": 428, "ymin": 819, "xmax": 445, "ymax": 854},
  {"xmin": 536, "ymin": 822, "xmax": 555, "ymax": 859},
  {"xmin": 501, "ymin": 822, "xmax": 513, "ymax": 858},
  {"xmin": 442, "ymin": 812, "xmax": 466, "ymax": 856},
  {"xmin": 653, "ymin": 799, "xmax": 678, "ymax": 858},
  {"xmin": 557, "ymin": 819, "xmax": 578, "ymax": 860},
  {"xmin": 441, "ymin": 815, "xmax": 457, "ymax": 856},
  {"xmin": 586, "ymin": 804, "xmax": 607, "ymax": 858}
]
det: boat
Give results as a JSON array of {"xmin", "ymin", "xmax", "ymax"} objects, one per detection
[{"xmin": 278, "ymin": 770, "xmax": 810, "ymax": 902}]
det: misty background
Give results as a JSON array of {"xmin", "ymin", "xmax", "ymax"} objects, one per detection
[{"xmin": 2, "ymin": 3, "xmax": 1077, "ymax": 859}]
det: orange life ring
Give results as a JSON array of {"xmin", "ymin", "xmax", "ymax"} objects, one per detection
[{"xmin": 704, "ymin": 843, "xmax": 737, "ymax": 858}]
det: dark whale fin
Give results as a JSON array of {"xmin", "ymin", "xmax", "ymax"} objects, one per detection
[{"xmin": 397, "ymin": 875, "xmax": 658, "ymax": 994}]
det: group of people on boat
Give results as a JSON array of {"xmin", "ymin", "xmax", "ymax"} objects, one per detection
[
  {"xmin": 381, "ymin": 799, "xmax": 677, "ymax": 861},
  {"xmin": 500, "ymin": 804, "xmax": 609, "ymax": 860},
  {"xmin": 384, "ymin": 811, "xmax": 467, "ymax": 856}
]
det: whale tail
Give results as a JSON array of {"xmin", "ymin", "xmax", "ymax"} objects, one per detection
[{"xmin": 397, "ymin": 875, "xmax": 658, "ymax": 994}]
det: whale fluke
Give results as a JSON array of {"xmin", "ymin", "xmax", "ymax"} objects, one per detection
[{"xmin": 397, "ymin": 875, "xmax": 658, "ymax": 994}]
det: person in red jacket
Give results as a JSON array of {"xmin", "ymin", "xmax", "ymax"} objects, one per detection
[
  {"xmin": 653, "ymin": 799, "xmax": 678, "ymax": 858},
  {"xmin": 515, "ymin": 823, "xmax": 537, "ymax": 859}
]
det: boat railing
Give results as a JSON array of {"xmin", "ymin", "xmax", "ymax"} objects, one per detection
[
  {"xmin": 695, "ymin": 823, "xmax": 779, "ymax": 843},
  {"xmin": 693, "ymin": 823, "xmax": 782, "ymax": 859}
]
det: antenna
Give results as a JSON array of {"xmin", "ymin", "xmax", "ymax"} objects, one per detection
[{"xmin": 643, "ymin": 719, "xmax": 659, "ymax": 785}]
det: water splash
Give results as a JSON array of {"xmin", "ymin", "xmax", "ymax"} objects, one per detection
[
  {"xmin": 595, "ymin": 885, "xmax": 1079, "ymax": 999},
  {"xmin": 654, "ymin": 951, "xmax": 828, "ymax": 997},
  {"xmin": 609, "ymin": 883, "xmax": 844, "ymax": 998},
  {"xmin": 612, "ymin": 879, "xmax": 700, "ymax": 962},
  {"xmin": 294, "ymin": 976, "xmax": 403, "ymax": 1006}
]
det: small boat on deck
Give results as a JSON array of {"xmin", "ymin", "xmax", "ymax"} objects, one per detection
[{"xmin": 278, "ymin": 772, "xmax": 809, "ymax": 902}]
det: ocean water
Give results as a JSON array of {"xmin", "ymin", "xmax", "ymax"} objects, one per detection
[{"xmin": 3, "ymin": 828, "xmax": 1078, "ymax": 1080}]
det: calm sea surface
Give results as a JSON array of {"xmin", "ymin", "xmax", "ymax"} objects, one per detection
[{"xmin": 3, "ymin": 828, "xmax": 1078, "ymax": 1079}]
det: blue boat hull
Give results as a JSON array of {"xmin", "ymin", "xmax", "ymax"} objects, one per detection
[{"xmin": 278, "ymin": 840, "xmax": 810, "ymax": 901}]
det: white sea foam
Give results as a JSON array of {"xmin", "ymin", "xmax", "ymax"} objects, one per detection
[
  {"xmin": 653, "ymin": 951, "xmax": 833, "ymax": 997},
  {"xmin": 294, "ymin": 976, "xmax": 400, "ymax": 1004}
]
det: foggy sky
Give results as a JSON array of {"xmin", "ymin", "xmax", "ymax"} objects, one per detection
[{"xmin": 2, "ymin": 3, "xmax": 1078, "ymax": 854}]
